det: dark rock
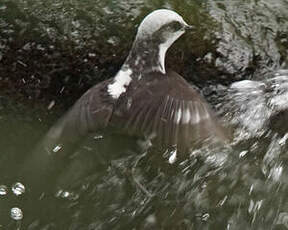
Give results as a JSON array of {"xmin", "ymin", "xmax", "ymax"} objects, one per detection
[{"xmin": 0, "ymin": 0, "xmax": 287, "ymax": 108}]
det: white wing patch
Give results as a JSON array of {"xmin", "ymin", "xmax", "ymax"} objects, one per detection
[
  {"xmin": 182, "ymin": 103, "xmax": 191, "ymax": 124},
  {"xmin": 174, "ymin": 107, "xmax": 182, "ymax": 124},
  {"xmin": 169, "ymin": 98, "xmax": 211, "ymax": 125},
  {"xmin": 107, "ymin": 68, "xmax": 132, "ymax": 99},
  {"xmin": 121, "ymin": 94, "xmax": 225, "ymax": 149},
  {"xmin": 191, "ymin": 102, "xmax": 201, "ymax": 124}
]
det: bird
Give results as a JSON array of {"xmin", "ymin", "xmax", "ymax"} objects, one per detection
[
  {"xmin": 20, "ymin": 9, "xmax": 229, "ymax": 186},
  {"xmin": 38, "ymin": 9, "xmax": 228, "ymax": 159}
]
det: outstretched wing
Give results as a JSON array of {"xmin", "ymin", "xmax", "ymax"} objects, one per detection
[
  {"xmin": 19, "ymin": 79, "xmax": 115, "ymax": 190},
  {"xmin": 111, "ymin": 70, "xmax": 228, "ymax": 151},
  {"xmin": 42, "ymin": 79, "xmax": 115, "ymax": 155}
]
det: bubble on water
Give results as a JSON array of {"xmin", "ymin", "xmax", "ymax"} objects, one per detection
[
  {"xmin": 10, "ymin": 207, "xmax": 23, "ymax": 220},
  {"xmin": 12, "ymin": 182, "xmax": 25, "ymax": 196},
  {"xmin": 0, "ymin": 185, "xmax": 8, "ymax": 195}
]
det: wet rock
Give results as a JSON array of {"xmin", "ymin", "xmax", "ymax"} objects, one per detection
[
  {"xmin": 0, "ymin": 0, "xmax": 287, "ymax": 107},
  {"xmin": 204, "ymin": 0, "xmax": 288, "ymax": 80}
]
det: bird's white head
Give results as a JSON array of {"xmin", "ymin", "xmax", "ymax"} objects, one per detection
[
  {"xmin": 128, "ymin": 9, "xmax": 192, "ymax": 74},
  {"xmin": 109, "ymin": 9, "xmax": 192, "ymax": 99},
  {"xmin": 136, "ymin": 9, "xmax": 190, "ymax": 41}
]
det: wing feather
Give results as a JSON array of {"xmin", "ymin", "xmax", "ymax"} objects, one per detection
[
  {"xmin": 126, "ymin": 103, "xmax": 143, "ymax": 134},
  {"xmin": 111, "ymin": 70, "xmax": 229, "ymax": 151}
]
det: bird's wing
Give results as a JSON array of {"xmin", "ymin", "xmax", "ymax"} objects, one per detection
[
  {"xmin": 42, "ymin": 79, "xmax": 115, "ymax": 154},
  {"xmin": 21, "ymin": 77, "xmax": 115, "ymax": 174},
  {"xmin": 111, "ymin": 71, "xmax": 229, "ymax": 151},
  {"xmin": 19, "ymin": 79, "xmax": 115, "ymax": 190}
]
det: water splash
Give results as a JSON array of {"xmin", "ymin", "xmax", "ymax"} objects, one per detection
[
  {"xmin": 223, "ymin": 69, "xmax": 288, "ymax": 138},
  {"xmin": 277, "ymin": 212, "xmax": 288, "ymax": 228}
]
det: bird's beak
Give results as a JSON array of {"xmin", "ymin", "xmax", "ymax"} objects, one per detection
[{"xmin": 184, "ymin": 24, "xmax": 195, "ymax": 31}]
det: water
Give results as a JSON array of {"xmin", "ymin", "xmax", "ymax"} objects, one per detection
[
  {"xmin": 0, "ymin": 0, "xmax": 288, "ymax": 229},
  {"xmin": 2, "ymin": 76, "xmax": 288, "ymax": 229}
]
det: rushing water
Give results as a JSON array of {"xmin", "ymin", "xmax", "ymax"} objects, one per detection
[{"xmin": 1, "ymin": 0, "xmax": 288, "ymax": 229}]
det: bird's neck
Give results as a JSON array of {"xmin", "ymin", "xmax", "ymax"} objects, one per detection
[{"xmin": 124, "ymin": 39, "xmax": 168, "ymax": 76}]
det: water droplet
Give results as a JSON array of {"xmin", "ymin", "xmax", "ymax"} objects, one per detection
[
  {"xmin": 61, "ymin": 190, "xmax": 70, "ymax": 198},
  {"xmin": 93, "ymin": 135, "xmax": 103, "ymax": 140},
  {"xmin": 168, "ymin": 149, "xmax": 177, "ymax": 164},
  {"xmin": 53, "ymin": 145, "xmax": 62, "ymax": 153},
  {"xmin": 12, "ymin": 182, "xmax": 25, "ymax": 196},
  {"xmin": 0, "ymin": 185, "xmax": 8, "ymax": 195},
  {"xmin": 239, "ymin": 150, "xmax": 248, "ymax": 158},
  {"xmin": 218, "ymin": 195, "xmax": 228, "ymax": 206},
  {"xmin": 55, "ymin": 189, "xmax": 79, "ymax": 201},
  {"xmin": 47, "ymin": 100, "xmax": 55, "ymax": 110},
  {"xmin": 10, "ymin": 207, "xmax": 23, "ymax": 220},
  {"xmin": 88, "ymin": 53, "xmax": 96, "ymax": 57},
  {"xmin": 202, "ymin": 213, "xmax": 210, "ymax": 221}
]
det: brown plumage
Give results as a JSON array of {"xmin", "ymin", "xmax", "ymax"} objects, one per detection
[
  {"xmin": 37, "ymin": 9, "xmax": 229, "ymax": 158},
  {"xmin": 111, "ymin": 70, "xmax": 228, "ymax": 151}
]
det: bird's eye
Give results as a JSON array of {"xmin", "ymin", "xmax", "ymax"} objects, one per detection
[{"xmin": 168, "ymin": 21, "xmax": 183, "ymax": 31}]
